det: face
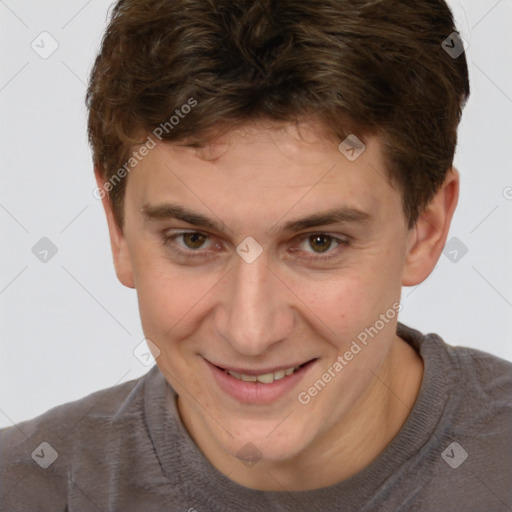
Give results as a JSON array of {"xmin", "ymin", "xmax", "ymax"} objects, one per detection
[{"xmin": 103, "ymin": 120, "xmax": 424, "ymax": 466}]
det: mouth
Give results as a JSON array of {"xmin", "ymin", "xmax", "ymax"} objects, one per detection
[
  {"xmin": 215, "ymin": 361, "xmax": 313, "ymax": 384},
  {"xmin": 205, "ymin": 358, "xmax": 318, "ymax": 404}
]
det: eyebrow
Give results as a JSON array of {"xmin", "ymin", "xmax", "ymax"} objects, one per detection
[{"xmin": 140, "ymin": 202, "xmax": 371, "ymax": 234}]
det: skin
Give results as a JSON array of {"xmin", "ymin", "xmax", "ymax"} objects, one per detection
[{"xmin": 96, "ymin": 119, "xmax": 458, "ymax": 491}]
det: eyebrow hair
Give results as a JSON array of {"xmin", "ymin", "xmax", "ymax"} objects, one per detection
[
  {"xmin": 141, "ymin": 203, "xmax": 227, "ymax": 232},
  {"xmin": 140, "ymin": 202, "xmax": 371, "ymax": 234}
]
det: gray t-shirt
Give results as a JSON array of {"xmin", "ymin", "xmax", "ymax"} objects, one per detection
[{"xmin": 1, "ymin": 323, "xmax": 511, "ymax": 511}]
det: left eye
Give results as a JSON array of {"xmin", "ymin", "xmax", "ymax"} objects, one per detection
[
  {"xmin": 301, "ymin": 234, "xmax": 339, "ymax": 253},
  {"xmin": 287, "ymin": 233, "xmax": 348, "ymax": 262}
]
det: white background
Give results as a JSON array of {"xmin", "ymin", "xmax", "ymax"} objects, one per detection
[{"xmin": 1, "ymin": 0, "xmax": 511, "ymax": 429}]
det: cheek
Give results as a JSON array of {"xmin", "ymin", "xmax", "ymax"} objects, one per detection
[
  {"xmin": 135, "ymin": 270, "xmax": 196, "ymax": 337},
  {"xmin": 303, "ymin": 269, "xmax": 385, "ymax": 320},
  {"xmin": 299, "ymin": 264, "xmax": 400, "ymax": 349},
  {"xmin": 130, "ymin": 245, "xmax": 222, "ymax": 344},
  {"xmin": 300, "ymin": 272, "xmax": 400, "ymax": 415},
  {"xmin": 128, "ymin": 242, "xmax": 185, "ymax": 335}
]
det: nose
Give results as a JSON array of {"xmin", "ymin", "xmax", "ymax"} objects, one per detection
[{"xmin": 213, "ymin": 249, "xmax": 295, "ymax": 357}]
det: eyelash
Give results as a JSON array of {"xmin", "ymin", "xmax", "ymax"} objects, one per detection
[{"xmin": 162, "ymin": 231, "xmax": 349, "ymax": 262}]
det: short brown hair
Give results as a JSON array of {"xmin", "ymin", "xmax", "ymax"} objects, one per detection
[{"xmin": 86, "ymin": 0, "xmax": 469, "ymax": 229}]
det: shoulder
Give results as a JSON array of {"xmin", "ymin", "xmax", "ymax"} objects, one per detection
[
  {"xmin": 426, "ymin": 332, "xmax": 512, "ymax": 466},
  {"xmin": 1, "ymin": 368, "xmax": 150, "ymax": 442},
  {"xmin": 401, "ymin": 323, "xmax": 512, "ymax": 450},
  {"xmin": 401, "ymin": 323, "xmax": 512, "ymax": 403},
  {"xmin": 444, "ymin": 340, "xmax": 512, "ymax": 403},
  {"xmin": 396, "ymin": 326, "xmax": 512, "ymax": 509},
  {"xmin": 434, "ymin": 342, "xmax": 512, "ymax": 509},
  {"xmin": 0, "ymin": 368, "xmax": 155, "ymax": 510}
]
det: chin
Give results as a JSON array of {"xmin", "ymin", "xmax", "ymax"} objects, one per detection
[{"xmin": 223, "ymin": 419, "xmax": 314, "ymax": 464}]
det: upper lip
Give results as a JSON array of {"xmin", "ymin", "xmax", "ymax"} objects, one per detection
[{"xmin": 206, "ymin": 358, "xmax": 317, "ymax": 375}]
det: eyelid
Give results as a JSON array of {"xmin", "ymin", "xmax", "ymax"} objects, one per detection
[
  {"xmin": 164, "ymin": 230, "xmax": 348, "ymax": 245},
  {"xmin": 162, "ymin": 229, "xmax": 350, "ymax": 261}
]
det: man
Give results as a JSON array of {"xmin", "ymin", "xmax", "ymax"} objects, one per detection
[{"xmin": 1, "ymin": 0, "xmax": 511, "ymax": 510}]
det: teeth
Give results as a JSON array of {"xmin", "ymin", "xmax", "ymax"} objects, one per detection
[
  {"xmin": 227, "ymin": 366, "xmax": 299, "ymax": 384},
  {"xmin": 273, "ymin": 369, "xmax": 286, "ymax": 380},
  {"xmin": 256, "ymin": 373, "xmax": 274, "ymax": 384}
]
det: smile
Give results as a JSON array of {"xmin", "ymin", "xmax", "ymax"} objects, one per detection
[
  {"xmin": 206, "ymin": 359, "xmax": 317, "ymax": 404},
  {"xmin": 220, "ymin": 364, "xmax": 306, "ymax": 384}
]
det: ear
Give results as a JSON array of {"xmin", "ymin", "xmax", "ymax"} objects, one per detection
[
  {"xmin": 402, "ymin": 168, "xmax": 459, "ymax": 286},
  {"xmin": 94, "ymin": 166, "xmax": 135, "ymax": 289}
]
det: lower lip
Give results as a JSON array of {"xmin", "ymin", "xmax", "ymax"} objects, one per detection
[{"xmin": 206, "ymin": 359, "xmax": 316, "ymax": 405}]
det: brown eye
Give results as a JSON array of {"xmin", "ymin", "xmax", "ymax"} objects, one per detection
[
  {"xmin": 182, "ymin": 232, "xmax": 208, "ymax": 249},
  {"xmin": 308, "ymin": 234, "xmax": 333, "ymax": 253}
]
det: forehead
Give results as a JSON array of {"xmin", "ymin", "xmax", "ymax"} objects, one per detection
[{"xmin": 124, "ymin": 120, "xmax": 401, "ymax": 230}]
